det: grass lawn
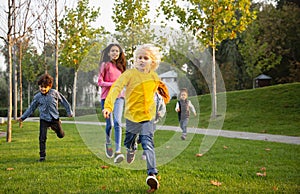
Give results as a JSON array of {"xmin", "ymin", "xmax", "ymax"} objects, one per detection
[
  {"xmin": 78, "ymin": 83, "xmax": 300, "ymax": 136},
  {"xmin": 0, "ymin": 122, "xmax": 299, "ymax": 193},
  {"xmin": 1, "ymin": 83, "xmax": 299, "ymax": 193}
]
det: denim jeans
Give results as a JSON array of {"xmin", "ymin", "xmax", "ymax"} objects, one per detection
[
  {"xmin": 39, "ymin": 119, "xmax": 64, "ymax": 157},
  {"xmin": 180, "ymin": 118, "xmax": 189, "ymax": 134},
  {"xmin": 101, "ymin": 97, "xmax": 124, "ymax": 153},
  {"xmin": 124, "ymin": 119, "xmax": 158, "ymax": 175}
]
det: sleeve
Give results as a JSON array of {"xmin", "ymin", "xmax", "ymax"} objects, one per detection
[
  {"xmin": 188, "ymin": 100, "xmax": 196, "ymax": 114},
  {"xmin": 58, "ymin": 91, "xmax": 73, "ymax": 116},
  {"xmin": 104, "ymin": 71, "xmax": 129, "ymax": 112},
  {"xmin": 175, "ymin": 101, "xmax": 180, "ymax": 111},
  {"xmin": 157, "ymin": 94, "xmax": 166, "ymax": 117},
  {"xmin": 97, "ymin": 62, "xmax": 113, "ymax": 87},
  {"xmin": 21, "ymin": 96, "xmax": 39, "ymax": 121}
]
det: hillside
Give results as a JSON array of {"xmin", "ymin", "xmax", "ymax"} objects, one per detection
[{"xmin": 164, "ymin": 82, "xmax": 300, "ymax": 136}]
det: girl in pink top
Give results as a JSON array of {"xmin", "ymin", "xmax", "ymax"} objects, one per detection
[{"xmin": 98, "ymin": 43, "xmax": 126, "ymax": 163}]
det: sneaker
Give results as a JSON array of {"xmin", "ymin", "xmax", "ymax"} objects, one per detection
[
  {"xmin": 38, "ymin": 157, "xmax": 46, "ymax": 162},
  {"xmin": 105, "ymin": 143, "xmax": 114, "ymax": 158},
  {"xmin": 181, "ymin": 134, "xmax": 186, "ymax": 140},
  {"xmin": 141, "ymin": 154, "xmax": 147, "ymax": 160},
  {"xmin": 126, "ymin": 149, "xmax": 135, "ymax": 164},
  {"xmin": 146, "ymin": 175, "xmax": 159, "ymax": 192},
  {"xmin": 114, "ymin": 153, "xmax": 125, "ymax": 163}
]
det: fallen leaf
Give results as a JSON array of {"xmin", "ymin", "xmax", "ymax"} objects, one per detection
[
  {"xmin": 210, "ymin": 180, "xmax": 222, "ymax": 186},
  {"xmin": 256, "ymin": 172, "xmax": 266, "ymax": 177},
  {"xmin": 265, "ymin": 148, "xmax": 271, "ymax": 151},
  {"xmin": 6, "ymin": 167, "xmax": 14, "ymax": 171},
  {"xmin": 156, "ymin": 175, "xmax": 161, "ymax": 181},
  {"xmin": 195, "ymin": 153, "xmax": 203, "ymax": 157},
  {"xmin": 272, "ymin": 186, "xmax": 278, "ymax": 191},
  {"xmin": 223, "ymin": 145, "xmax": 228, "ymax": 149},
  {"xmin": 166, "ymin": 146, "xmax": 170, "ymax": 149},
  {"xmin": 260, "ymin": 167, "xmax": 266, "ymax": 171},
  {"xmin": 101, "ymin": 185, "xmax": 106, "ymax": 190},
  {"xmin": 101, "ymin": 165, "xmax": 109, "ymax": 169}
]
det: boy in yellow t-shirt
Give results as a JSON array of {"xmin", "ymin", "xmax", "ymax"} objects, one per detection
[{"xmin": 102, "ymin": 44, "xmax": 162, "ymax": 192}]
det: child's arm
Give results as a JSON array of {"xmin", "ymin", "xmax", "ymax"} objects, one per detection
[
  {"xmin": 104, "ymin": 71, "xmax": 128, "ymax": 112},
  {"xmin": 189, "ymin": 100, "xmax": 197, "ymax": 116},
  {"xmin": 18, "ymin": 97, "xmax": 39, "ymax": 121},
  {"xmin": 175, "ymin": 101, "xmax": 180, "ymax": 112},
  {"xmin": 157, "ymin": 94, "xmax": 166, "ymax": 118},
  {"xmin": 58, "ymin": 92, "xmax": 73, "ymax": 117},
  {"xmin": 98, "ymin": 62, "xmax": 114, "ymax": 87}
]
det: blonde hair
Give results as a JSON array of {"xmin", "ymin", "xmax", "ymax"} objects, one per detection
[{"xmin": 133, "ymin": 44, "xmax": 162, "ymax": 71}]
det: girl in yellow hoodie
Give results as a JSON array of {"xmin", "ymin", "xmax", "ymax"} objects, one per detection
[{"xmin": 102, "ymin": 44, "xmax": 162, "ymax": 192}]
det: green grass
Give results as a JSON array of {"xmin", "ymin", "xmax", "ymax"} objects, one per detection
[
  {"xmin": 77, "ymin": 82, "xmax": 300, "ymax": 136},
  {"xmin": 0, "ymin": 123, "xmax": 299, "ymax": 193},
  {"xmin": 0, "ymin": 83, "xmax": 299, "ymax": 193},
  {"xmin": 163, "ymin": 82, "xmax": 300, "ymax": 136}
]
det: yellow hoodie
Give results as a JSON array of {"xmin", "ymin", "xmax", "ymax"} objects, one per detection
[{"xmin": 104, "ymin": 68, "xmax": 160, "ymax": 122}]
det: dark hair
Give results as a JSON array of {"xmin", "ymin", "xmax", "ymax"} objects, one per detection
[
  {"xmin": 99, "ymin": 43, "xmax": 126, "ymax": 73},
  {"xmin": 37, "ymin": 74, "xmax": 53, "ymax": 88}
]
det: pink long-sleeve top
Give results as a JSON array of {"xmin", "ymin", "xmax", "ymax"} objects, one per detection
[{"xmin": 98, "ymin": 62, "xmax": 125, "ymax": 99}]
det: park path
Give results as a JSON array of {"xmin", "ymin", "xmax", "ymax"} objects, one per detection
[{"xmin": 1, "ymin": 117, "xmax": 299, "ymax": 145}]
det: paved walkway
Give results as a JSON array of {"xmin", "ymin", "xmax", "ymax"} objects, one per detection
[{"xmin": 1, "ymin": 117, "xmax": 299, "ymax": 145}]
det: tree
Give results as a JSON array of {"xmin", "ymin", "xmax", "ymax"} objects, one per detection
[
  {"xmin": 59, "ymin": 0, "xmax": 102, "ymax": 116},
  {"xmin": 160, "ymin": 0, "xmax": 256, "ymax": 118},
  {"xmin": 112, "ymin": 0, "xmax": 156, "ymax": 64},
  {"xmin": 4, "ymin": 0, "xmax": 14, "ymax": 142},
  {"xmin": 239, "ymin": 2, "xmax": 300, "ymax": 86}
]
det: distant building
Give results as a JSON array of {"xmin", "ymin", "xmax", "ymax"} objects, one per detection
[
  {"xmin": 255, "ymin": 74, "xmax": 272, "ymax": 88},
  {"xmin": 159, "ymin": 70, "xmax": 180, "ymax": 98}
]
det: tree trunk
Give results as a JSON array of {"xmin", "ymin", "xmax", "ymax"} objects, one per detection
[
  {"xmin": 72, "ymin": 70, "xmax": 78, "ymax": 117},
  {"xmin": 55, "ymin": 0, "xmax": 59, "ymax": 91},
  {"xmin": 13, "ymin": 45, "xmax": 18, "ymax": 120},
  {"xmin": 27, "ymin": 82, "xmax": 31, "ymax": 107},
  {"xmin": 7, "ymin": 43, "xmax": 13, "ymax": 142},
  {"xmin": 6, "ymin": 0, "xmax": 14, "ymax": 142},
  {"xmin": 211, "ymin": 30, "xmax": 217, "ymax": 118},
  {"xmin": 19, "ymin": 42, "xmax": 23, "ymax": 117}
]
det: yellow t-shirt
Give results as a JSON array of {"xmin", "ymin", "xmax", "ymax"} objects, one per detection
[{"xmin": 104, "ymin": 68, "xmax": 160, "ymax": 122}]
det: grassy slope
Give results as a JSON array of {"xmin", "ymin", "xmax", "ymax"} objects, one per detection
[{"xmin": 164, "ymin": 82, "xmax": 300, "ymax": 136}]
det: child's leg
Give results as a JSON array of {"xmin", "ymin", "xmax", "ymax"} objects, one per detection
[
  {"xmin": 50, "ymin": 119, "xmax": 65, "ymax": 138},
  {"xmin": 101, "ymin": 99, "xmax": 112, "ymax": 144},
  {"xmin": 113, "ymin": 97, "xmax": 124, "ymax": 153},
  {"xmin": 140, "ymin": 120, "xmax": 158, "ymax": 175},
  {"xmin": 180, "ymin": 118, "xmax": 189, "ymax": 140},
  {"xmin": 39, "ymin": 120, "xmax": 49, "ymax": 158},
  {"xmin": 124, "ymin": 119, "xmax": 140, "ymax": 150}
]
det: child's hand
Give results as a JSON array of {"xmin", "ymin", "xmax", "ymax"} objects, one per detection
[
  {"xmin": 175, "ymin": 108, "xmax": 180, "ymax": 112},
  {"xmin": 194, "ymin": 113, "xmax": 197, "ymax": 117},
  {"xmin": 102, "ymin": 109, "xmax": 110, "ymax": 119},
  {"xmin": 17, "ymin": 118, "xmax": 22, "ymax": 122}
]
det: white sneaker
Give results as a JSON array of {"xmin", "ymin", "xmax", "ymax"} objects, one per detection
[
  {"xmin": 146, "ymin": 175, "xmax": 159, "ymax": 192},
  {"xmin": 114, "ymin": 153, "xmax": 125, "ymax": 163}
]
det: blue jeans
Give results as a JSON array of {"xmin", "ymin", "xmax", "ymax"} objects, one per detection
[
  {"xmin": 124, "ymin": 119, "xmax": 158, "ymax": 175},
  {"xmin": 101, "ymin": 98, "xmax": 124, "ymax": 153},
  {"xmin": 180, "ymin": 118, "xmax": 189, "ymax": 135}
]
